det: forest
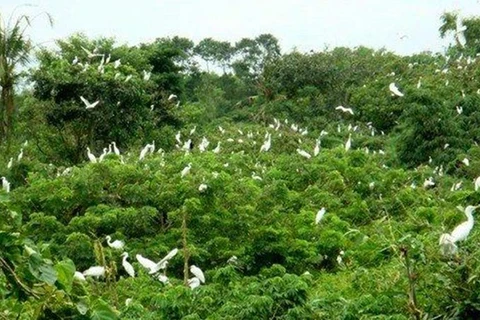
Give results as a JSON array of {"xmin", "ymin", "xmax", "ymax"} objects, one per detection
[{"xmin": 1, "ymin": 9, "xmax": 480, "ymax": 319}]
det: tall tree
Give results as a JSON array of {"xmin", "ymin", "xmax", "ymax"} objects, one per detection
[{"xmin": 0, "ymin": 10, "xmax": 52, "ymax": 144}]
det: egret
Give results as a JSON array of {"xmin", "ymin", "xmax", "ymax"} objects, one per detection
[
  {"xmin": 213, "ymin": 142, "xmax": 221, "ymax": 154},
  {"xmin": 72, "ymin": 56, "xmax": 79, "ymax": 65},
  {"xmin": 315, "ymin": 207, "xmax": 326, "ymax": 224},
  {"xmin": 139, "ymin": 144, "xmax": 150, "ymax": 161},
  {"xmin": 190, "ymin": 126, "xmax": 197, "ymax": 135},
  {"xmin": 188, "ymin": 277, "xmax": 201, "ymax": 289},
  {"xmin": 136, "ymin": 254, "xmax": 157, "ymax": 272},
  {"xmin": 125, "ymin": 75, "xmax": 132, "ymax": 82},
  {"xmin": 181, "ymin": 163, "xmax": 192, "ymax": 178},
  {"xmin": 98, "ymin": 148, "xmax": 108, "ymax": 162},
  {"xmin": 112, "ymin": 142, "xmax": 120, "ymax": 156},
  {"xmin": 252, "ymin": 172, "xmax": 263, "ymax": 181},
  {"xmin": 389, "ymin": 82, "xmax": 404, "ymax": 97},
  {"xmin": 81, "ymin": 46, "xmax": 103, "ymax": 59},
  {"xmin": 113, "ymin": 59, "xmax": 121, "ymax": 69},
  {"xmin": 168, "ymin": 94, "xmax": 177, "ymax": 101},
  {"xmin": 475, "ymin": 176, "xmax": 480, "ymax": 191},
  {"xmin": 7, "ymin": 157, "xmax": 13, "ymax": 169},
  {"xmin": 74, "ymin": 271, "xmax": 86, "ymax": 281},
  {"xmin": 227, "ymin": 255, "xmax": 238, "ymax": 264},
  {"xmin": 190, "ymin": 265, "xmax": 205, "ymax": 283},
  {"xmin": 423, "ymin": 177, "xmax": 435, "ymax": 189},
  {"xmin": 105, "ymin": 235, "xmax": 124, "ymax": 250},
  {"xmin": 260, "ymin": 134, "xmax": 271, "ymax": 152},
  {"xmin": 121, "ymin": 252, "xmax": 135, "ymax": 278},
  {"xmin": 105, "ymin": 54, "xmax": 111, "ymax": 64},
  {"xmin": 175, "ymin": 131, "xmax": 182, "ymax": 144},
  {"xmin": 83, "ymin": 266, "xmax": 105, "ymax": 279},
  {"xmin": 143, "ymin": 70, "xmax": 151, "ymax": 81},
  {"xmin": 156, "ymin": 274, "xmax": 169, "ymax": 284},
  {"xmin": 218, "ymin": 126, "xmax": 225, "ymax": 134},
  {"xmin": 17, "ymin": 148, "xmax": 23, "ymax": 162},
  {"xmin": 86, "ymin": 147, "xmax": 97, "ymax": 163},
  {"xmin": 345, "ymin": 134, "xmax": 352, "ymax": 151},
  {"xmin": 439, "ymin": 205, "xmax": 479, "ymax": 255},
  {"xmin": 199, "ymin": 184, "xmax": 208, "ymax": 192},
  {"xmin": 149, "ymin": 248, "xmax": 179, "ymax": 274},
  {"xmin": 2, "ymin": 177, "xmax": 10, "ymax": 193},
  {"xmin": 462, "ymin": 158, "xmax": 470, "ymax": 166},
  {"xmin": 313, "ymin": 140, "xmax": 320, "ymax": 156},
  {"xmin": 80, "ymin": 96, "xmax": 99, "ymax": 109},
  {"xmin": 335, "ymin": 106, "xmax": 354, "ymax": 115},
  {"xmin": 296, "ymin": 149, "xmax": 311, "ymax": 159}
]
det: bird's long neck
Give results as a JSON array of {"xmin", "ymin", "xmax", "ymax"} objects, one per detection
[{"xmin": 466, "ymin": 211, "xmax": 474, "ymax": 224}]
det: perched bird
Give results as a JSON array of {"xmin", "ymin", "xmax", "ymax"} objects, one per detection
[
  {"xmin": 213, "ymin": 142, "xmax": 221, "ymax": 154},
  {"xmin": 423, "ymin": 177, "xmax": 435, "ymax": 189},
  {"xmin": 2, "ymin": 177, "xmax": 10, "ymax": 193},
  {"xmin": 389, "ymin": 82, "xmax": 404, "ymax": 97},
  {"xmin": 113, "ymin": 59, "xmax": 121, "ymax": 69},
  {"xmin": 72, "ymin": 56, "xmax": 79, "ymax": 65},
  {"xmin": 98, "ymin": 148, "xmax": 108, "ymax": 162},
  {"xmin": 139, "ymin": 144, "xmax": 151, "ymax": 161},
  {"xmin": 474, "ymin": 176, "xmax": 480, "ymax": 191},
  {"xmin": 168, "ymin": 94, "xmax": 178, "ymax": 101},
  {"xmin": 86, "ymin": 147, "xmax": 97, "ymax": 163},
  {"xmin": 296, "ymin": 149, "xmax": 311, "ymax": 159},
  {"xmin": 136, "ymin": 254, "xmax": 157, "ymax": 272},
  {"xmin": 345, "ymin": 134, "xmax": 352, "ymax": 151},
  {"xmin": 73, "ymin": 271, "xmax": 86, "ymax": 281},
  {"xmin": 105, "ymin": 235, "xmax": 124, "ymax": 250},
  {"xmin": 315, "ymin": 207, "xmax": 326, "ymax": 224},
  {"xmin": 190, "ymin": 265, "xmax": 205, "ymax": 283},
  {"xmin": 439, "ymin": 205, "xmax": 479, "ymax": 255},
  {"xmin": 260, "ymin": 134, "xmax": 272, "ymax": 152},
  {"xmin": 7, "ymin": 157, "xmax": 13, "ymax": 169},
  {"xmin": 188, "ymin": 277, "xmax": 201, "ymax": 289},
  {"xmin": 17, "ymin": 148, "xmax": 23, "ymax": 162},
  {"xmin": 121, "ymin": 252, "xmax": 135, "ymax": 278},
  {"xmin": 181, "ymin": 163, "xmax": 192, "ymax": 178},
  {"xmin": 83, "ymin": 266, "xmax": 105, "ymax": 279},
  {"xmin": 462, "ymin": 158, "xmax": 470, "ymax": 166},
  {"xmin": 335, "ymin": 106, "xmax": 354, "ymax": 115},
  {"xmin": 456, "ymin": 106, "xmax": 463, "ymax": 115},
  {"xmin": 456, "ymin": 15, "xmax": 467, "ymax": 47},
  {"xmin": 111, "ymin": 142, "xmax": 121, "ymax": 156},
  {"xmin": 198, "ymin": 183, "xmax": 208, "ymax": 192},
  {"xmin": 313, "ymin": 140, "xmax": 320, "ymax": 156},
  {"xmin": 81, "ymin": 46, "xmax": 103, "ymax": 59},
  {"xmin": 80, "ymin": 96, "xmax": 100, "ymax": 109},
  {"xmin": 143, "ymin": 70, "xmax": 151, "ymax": 81}
]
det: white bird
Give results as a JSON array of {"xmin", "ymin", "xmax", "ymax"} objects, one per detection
[
  {"xmin": 345, "ymin": 134, "xmax": 352, "ymax": 151},
  {"xmin": 111, "ymin": 142, "xmax": 120, "ymax": 156},
  {"xmin": 199, "ymin": 183, "xmax": 208, "ymax": 192},
  {"xmin": 121, "ymin": 252, "xmax": 135, "ymax": 278},
  {"xmin": 213, "ymin": 142, "xmax": 221, "ymax": 154},
  {"xmin": 313, "ymin": 140, "xmax": 320, "ymax": 156},
  {"xmin": 439, "ymin": 205, "xmax": 479, "ymax": 255},
  {"xmin": 190, "ymin": 265, "xmax": 205, "ymax": 283},
  {"xmin": 296, "ymin": 149, "xmax": 311, "ymax": 159},
  {"xmin": 251, "ymin": 172, "xmax": 263, "ymax": 181},
  {"xmin": 315, "ymin": 207, "xmax": 326, "ymax": 224},
  {"xmin": 73, "ymin": 271, "xmax": 86, "ymax": 281},
  {"xmin": 149, "ymin": 248, "xmax": 179, "ymax": 274},
  {"xmin": 190, "ymin": 126, "xmax": 197, "ymax": 136},
  {"xmin": 175, "ymin": 131, "xmax": 182, "ymax": 144},
  {"xmin": 105, "ymin": 235, "xmax": 124, "ymax": 250},
  {"xmin": 168, "ymin": 94, "xmax": 177, "ymax": 101},
  {"xmin": 7, "ymin": 157, "xmax": 13, "ymax": 169},
  {"xmin": 17, "ymin": 148, "xmax": 23, "ymax": 162},
  {"xmin": 423, "ymin": 177, "xmax": 435, "ymax": 189},
  {"xmin": 113, "ymin": 59, "xmax": 121, "ymax": 69},
  {"xmin": 2, "ymin": 177, "xmax": 10, "ymax": 193},
  {"xmin": 98, "ymin": 148, "xmax": 108, "ymax": 162},
  {"xmin": 335, "ymin": 106, "xmax": 354, "ymax": 115},
  {"xmin": 474, "ymin": 176, "xmax": 480, "ymax": 191},
  {"xmin": 86, "ymin": 147, "xmax": 97, "ymax": 163},
  {"xmin": 188, "ymin": 277, "xmax": 201, "ymax": 289},
  {"xmin": 72, "ymin": 56, "xmax": 79, "ymax": 65},
  {"xmin": 218, "ymin": 126, "xmax": 225, "ymax": 134},
  {"xmin": 139, "ymin": 144, "xmax": 151, "ymax": 161},
  {"xmin": 456, "ymin": 106, "xmax": 463, "ymax": 114},
  {"xmin": 156, "ymin": 274, "xmax": 169, "ymax": 284},
  {"xmin": 82, "ymin": 266, "xmax": 105, "ymax": 278},
  {"xmin": 135, "ymin": 253, "xmax": 155, "ymax": 270},
  {"xmin": 260, "ymin": 134, "xmax": 271, "ymax": 152},
  {"xmin": 462, "ymin": 158, "xmax": 470, "ymax": 166},
  {"xmin": 389, "ymin": 82, "xmax": 404, "ymax": 97},
  {"xmin": 143, "ymin": 70, "xmax": 151, "ymax": 81},
  {"xmin": 80, "ymin": 96, "xmax": 100, "ymax": 109},
  {"xmin": 181, "ymin": 163, "xmax": 192, "ymax": 178},
  {"xmin": 125, "ymin": 75, "xmax": 132, "ymax": 82},
  {"xmin": 81, "ymin": 46, "xmax": 103, "ymax": 59},
  {"xmin": 227, "ymin": 255, "xmax": 238, "ymax": 264}
]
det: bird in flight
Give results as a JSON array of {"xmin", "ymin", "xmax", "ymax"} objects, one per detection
[{"xmin": 80, "ymin": 96, "xmax": 100, "ymax": 109}]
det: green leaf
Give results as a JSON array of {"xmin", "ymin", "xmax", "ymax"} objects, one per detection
[
  {"xmin": 91, "ymin": 299, "xmax": 118, "ymax": 320},
  {"xmin": 55, "ymin": 259, "xmax": 75, "ymax": 292}
]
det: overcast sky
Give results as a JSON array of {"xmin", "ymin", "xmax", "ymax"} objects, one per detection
[{"xmin": 3, "ymin": 0, "xmax": 480, "ymax": 55}]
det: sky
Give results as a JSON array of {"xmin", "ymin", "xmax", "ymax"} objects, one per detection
[{"xmin": 2, "ymin": 0, "xmax": 480, "ymax": 55}]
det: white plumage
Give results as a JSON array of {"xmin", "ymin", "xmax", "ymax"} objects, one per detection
[
  {"xmin": 335, "ymin": 106, "xmax": 354, "ymax": 115},
  {"xmin": 149, "ymin": 248, "xmax": 179, "ymax": 274},
  {"xmin": 106, "ymin": 235, "xmax": 124, "ymax": 250},
  {"xmin": 136, "ymin": 254, "xmax": 157, "ymax": 272},
  {"xmin": 121, "ymin": 252, "xmax": 135, "ymax": 278},
  {"xmin": 389, "ymin": 82, "xmax": 404, "ymax": 97},
  {"xmin": 83, "ymin": 266, "xmax": 105, "ymax": 278},
  {"xmin": 188, "ymin": 277, "xmax": 201, "ymax": 289},
  {"xmin": 80, "ymin": 96, "xmax": 100, "ymax": 109},
  {"xmin": 86, "ymin": 147, "xmax": 97, "ymax": 163},
  {"xmin": 296, "ymin": 149, "xmax": 311, "ymax": 159},
  {"xmin": 190, "ymin": 265, "xmax": 205, "ymax": 283},
  {"xmin": 345, "ymin": 134, "xmax": 352, "ymax": 151},
  {"xmin": 315, "ymin": 207, "xmax": 326, "ymax": 224},
  {"xmin": 439, "ymin": 205, "xmax": 479, "ymax": 255},
  {"xmin": 181, "ymin": 163, "xmax": 192, "ymax": 178}
]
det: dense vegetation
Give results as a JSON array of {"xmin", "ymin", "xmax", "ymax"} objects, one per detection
[{"xmin": 2, "ymin": 10, "xmax": 480, "ymax": 319}]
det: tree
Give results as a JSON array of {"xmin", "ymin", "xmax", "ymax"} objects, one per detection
[
  {"xmin": 0, "ymin": 10, "xmax": 52, "ymax": 144},
  {"xmin": 439, "ymin": 12, "xmax": 480, "ymax": 55}
]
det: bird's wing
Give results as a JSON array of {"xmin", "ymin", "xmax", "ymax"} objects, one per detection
[
  {"xmin": 191, "ymin": 266, "xmax": 205, "ymax": 282},
  {"xmin": 80, "ymin": 96, "xmax": 89, "ymax": 106},
  {"xmin": 136, "ymin": 254, "xmax": 156, "ymax": 271}
]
